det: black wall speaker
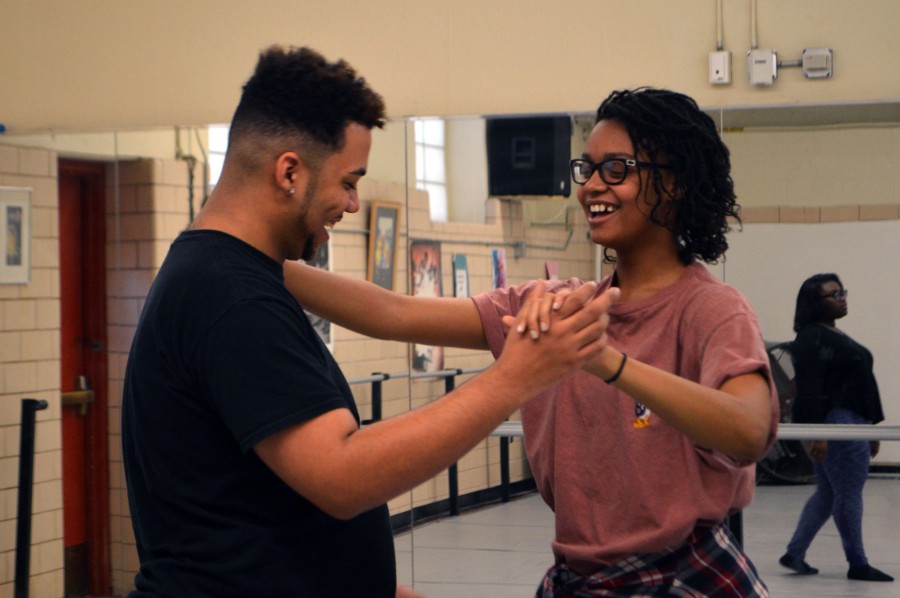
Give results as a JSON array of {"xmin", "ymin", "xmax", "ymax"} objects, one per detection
[{"xmin": 486, "ymin": 116, "xmax": 572, "ymax": 197}]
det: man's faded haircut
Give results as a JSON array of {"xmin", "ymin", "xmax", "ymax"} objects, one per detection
[{"xmin": 227, "ymin": 45, "xmax": 386, "ymax": 172}]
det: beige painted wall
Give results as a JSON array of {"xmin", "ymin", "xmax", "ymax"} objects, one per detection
[
  {"xmin": 0, "ymin": 146, "xmax": 64, "ymax": 597},
  {"xmin": 3, "ymin": 0, "xmax": 900, "ymax": 131}
]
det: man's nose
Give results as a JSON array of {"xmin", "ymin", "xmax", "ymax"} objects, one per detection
[{"xmin": 346, "ymin": 192, "xmax": 360, "ymax": 214}]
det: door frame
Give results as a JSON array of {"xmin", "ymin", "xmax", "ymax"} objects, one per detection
[{"xmin": 58, "ymin": 159, "xmax": 111, "ymax": 595}]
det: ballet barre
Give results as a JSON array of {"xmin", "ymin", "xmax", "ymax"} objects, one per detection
[
  {"xmin": 772, "ymin": 424, "xmax": 900, "ymax": 441},
  {"xmin": 490, "ymin": 422, "xmax": 900, "ymax": 441}
]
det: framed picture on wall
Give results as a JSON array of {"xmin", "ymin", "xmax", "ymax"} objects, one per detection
[
  {"xmin": 367, "ymin": 201, "xmax": 401, "ymax": 290},
  {"xmin": 410, "ymin": 240, "xmax": 443, "ymax": 373},
  {"xmin": 303, "ymin": 239, "xmax": 333, "ymax": 351},
  {"xmin": 453, "ymin": 254, "xmax": 469, "ymax": 298},
  {"xmin": 492, "ymin": 248, "xmax": 507, "ymax": 289},
  {"xmin": 545, "ymin": 260, "xmax": 559, "ymax": 281},
  {"xmin": 0, "ymin": 187, "xmax": 31, "ymax": 284}
]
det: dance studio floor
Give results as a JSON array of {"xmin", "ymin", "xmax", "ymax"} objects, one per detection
[{"xmin": 395, "ymin": 476, "xmax": 900, "ymax": 597}]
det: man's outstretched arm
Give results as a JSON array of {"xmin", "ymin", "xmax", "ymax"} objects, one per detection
[{"xmin": 256, "ymin": 282, "xmax": 618, "ymax": 519}]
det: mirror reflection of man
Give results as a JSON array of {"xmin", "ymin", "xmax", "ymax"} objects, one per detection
[{"xmin": 121, "ymin": 45, "xmax": 617, "ymax": 597}]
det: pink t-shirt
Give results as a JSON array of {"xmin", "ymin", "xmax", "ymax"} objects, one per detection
[{"xmin": 472, "ymin": 263, "xmax": 779, "ymax": 572}]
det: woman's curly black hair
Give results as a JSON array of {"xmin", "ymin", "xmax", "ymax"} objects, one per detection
[
  {"xmin": 793, "ymin": 273, "xmax": 843, "ymax": 333},
  {"xmin": 228, "ymin": 45, "xmax": 386, "ymax": 170},
  {"xmin": 595, "ymin": 87, "xmax": 740, "ymax": 264}
]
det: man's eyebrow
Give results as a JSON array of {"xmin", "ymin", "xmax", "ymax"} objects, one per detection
[{"xmin": 349, "ymin": 167, "xmax": 367, "ymax": 176}]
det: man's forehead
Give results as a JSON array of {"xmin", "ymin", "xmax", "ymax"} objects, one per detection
[{"xmin": 331, "ymin": 123, "xmax": 372, "ymax": 171}]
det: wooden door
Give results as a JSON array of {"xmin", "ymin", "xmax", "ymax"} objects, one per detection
[{"xmin": 58, "ymin": 160, "xmax": 110, "ymax": 597}]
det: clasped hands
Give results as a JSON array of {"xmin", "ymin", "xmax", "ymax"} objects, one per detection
[
  {"xmin": 502, "ymin": 281, "xmax": 617, "ymax": 339},
  {"xmin": 499, "ymin": 281, "xmax": 621, "ymax": 379}
]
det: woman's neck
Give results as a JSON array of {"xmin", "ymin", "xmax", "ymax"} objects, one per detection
[{"xmin": 611, "ymin": 248, "xmax": 687, "ymax": 303}]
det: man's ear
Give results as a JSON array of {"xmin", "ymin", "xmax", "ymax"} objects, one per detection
[{"xmin": 275, "ymin": 151, "xmax": 306, "ymax": 194}]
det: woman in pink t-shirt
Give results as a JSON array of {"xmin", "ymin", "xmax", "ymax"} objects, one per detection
[{"xmin": 285, "ymin": 88, "xmax": 778, "ymax": 596}]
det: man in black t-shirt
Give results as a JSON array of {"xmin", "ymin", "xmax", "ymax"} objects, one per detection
[{"xmin": 122, "ymin": 45, "xmax": 617, "ymax": 597}]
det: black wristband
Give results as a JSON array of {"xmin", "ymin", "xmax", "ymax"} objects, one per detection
[{"xmin": 604, "ymin": 352, "xmax": 627, "ymax": 384}]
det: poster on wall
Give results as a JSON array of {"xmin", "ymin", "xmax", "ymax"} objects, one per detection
[
  {"xmin": 410, "ymin": 240, "xmax": 443, "ymax": 373},
  {"xmin": 367, "ymin": 201, "xmax": 400, "ymax": 291},
  {"xmin": 492, "ymin": 248, "xmax": 507, "ymax": 289},
  {"xmin": 545, "ymin": 260, "xmax": 559, "ymax": 281},
  {"xmin": 453, "ymin": 254, "xmax": 469, "ymax": 298},
  {"xmin": 0, "ymin": 187, "xmax": 31, "ymax": 284},
  {"xmin": 302, "ymin": 239, "xmax": 333, "ymax": 351}
]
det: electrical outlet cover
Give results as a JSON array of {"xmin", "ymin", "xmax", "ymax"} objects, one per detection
[{"xmin": 802, "ymin": 48, "xmax": 833, "ymax": 79}]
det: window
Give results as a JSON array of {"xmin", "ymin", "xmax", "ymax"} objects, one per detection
[
  {"xmin": 207, "ymin": 124, "xmax": 229, "ymax": 191},
  {"xmin": 414, "ymin": 119, "xmax": 447, "ymax": 222}
]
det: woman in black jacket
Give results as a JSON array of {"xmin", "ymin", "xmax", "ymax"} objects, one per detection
[{"xmin": 779, "ymin": 273, "xmax": 892, "ymax": 582}]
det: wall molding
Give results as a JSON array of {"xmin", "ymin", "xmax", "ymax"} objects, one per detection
[{"xmin": 739, "ymin": 204, "xmax": 900, "ymax": 224}]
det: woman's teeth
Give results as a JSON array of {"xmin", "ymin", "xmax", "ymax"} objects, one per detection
[{"xmin": 589, "ymin": 204, "xmax": 617, "ymax": 216}]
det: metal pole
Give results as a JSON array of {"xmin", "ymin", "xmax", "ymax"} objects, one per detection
[
  {"xmin": 367, "ymin": 373, "xmax": 387, "ymax": 424},
  {"xmin": 500, "ymin": 436, "xmax": 511, "ymax": 502},
  {"xmin": 445, "ymin": 371, "xmax": 461, "ymax": 516},
  {"xmin": 15, "ymin": 398, "xmax": 48, "ymax": 598}
]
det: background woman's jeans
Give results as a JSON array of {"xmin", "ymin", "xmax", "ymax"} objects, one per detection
[{"xmin": 785, "ymin": 408, "xmax": 872, "ymax": 567}]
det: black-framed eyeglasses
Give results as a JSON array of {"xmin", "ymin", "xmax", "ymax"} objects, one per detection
[
  {"xmin": 819, "ymin": 289, "xmax": 848, "ymax": 300},
  {"xmin": 569, "ymin": 158, "xmax": 670, "ymax": 185}
]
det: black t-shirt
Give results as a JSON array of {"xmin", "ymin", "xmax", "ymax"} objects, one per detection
[{"xmin": 122, "ymin": 230, "xmax": 395, "ymax": 597}]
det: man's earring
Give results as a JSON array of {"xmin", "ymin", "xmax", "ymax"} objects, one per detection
[{"xmin": 288, "ymin": 188, "xmax": 296, "ymax": 195}]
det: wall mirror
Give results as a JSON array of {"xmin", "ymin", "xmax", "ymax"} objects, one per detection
[
  {"xmin": 0, "ymin": 122, "xmax": 418, "ymax": 593},
  {"xmin": 398, "ymin": 102, "xmax": 900, "ymax": 592},
  {"xmin": 1, "ymin": 98, "xmax": 897, "ymax": 594}
]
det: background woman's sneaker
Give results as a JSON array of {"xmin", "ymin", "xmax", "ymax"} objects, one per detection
[
  {"xmin": 779, "ymin": 553, "xmax": 819, "ymax": 575},
  {"xmin": 848, "ymin": 565, "xmax": 894, "ymax": 582}
]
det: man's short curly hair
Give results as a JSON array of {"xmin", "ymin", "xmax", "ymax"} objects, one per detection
[
  {"xmin": 227, "ymin": 45, "xmax": 386, "ymax": 172},
  {"xmin": 595, "ymin": 87, "xmax": 740, "ymax": 264}
]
